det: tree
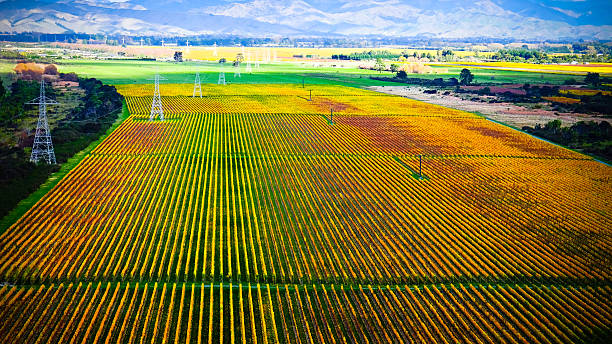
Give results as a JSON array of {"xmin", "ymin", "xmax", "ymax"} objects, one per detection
[
  {"xmin": 0, "ymin": 79, "xmax": 5, "ymax": 100},
  {"xmin": 563, "ymin": 78, "xmax": 577, "ymax": 85},
  {"xmin": 219, "ymin": 58, "xmax": 227, "ymax": 64},
  {"xmin": 544, "ymin": 119, "xmax": 562, "ymax": 132},
  {"xmin": 44, "ymin": 64, "xmax": 58, "ymax": 75},
  {"xmin": 14, "ymin": 62, "xmax": 44, "ymax": 81},
  {"xmin": 459, "ymin": 68, "xmax": 474, "ymax": 85},
  {"xmin": 374, "ymin": 58, "xmax": 386, "ymax": 73},
  {"xmin": 479, "ymin": 87, "xmax": 491, "ymax": 95},
  {"xmin": 60, "ymin": 72, "xmax": 79, "ymax": 82},
  {"xmin": 396, "ymin": 70, "xmax": 408, "ymax": 79},
  {"xmin": 234, "ymin": 53, "xmax": 244, "ymax": 66},
  {"xmin": 173, "ymin": 51, "xmax": 183, "ymax": 62},
  {"xmin": 585, "ymin": 72, "xmax": 600, "ymax": 87},
  {"xmin": 389, "ymin": 64, "xmax": 399, "ymax": 73}
]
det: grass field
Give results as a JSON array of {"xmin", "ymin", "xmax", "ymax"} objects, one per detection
[
  {"xmin": 0, "ymin": 58, "xmax": 585, "ymax": 87},
  {"xmin": 55, "ymin": 59, "xmax": 399, "ymax": 86},
  {"xmin": 0, "ymin": 81, "xmax": 610, "ymax": 343},
  {"xmin": 51, "ymin": 59, "xmax": 583, "ymax": 86}
]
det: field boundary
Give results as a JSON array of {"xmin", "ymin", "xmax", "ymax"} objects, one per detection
[
  {"xmin": 476, "ymin": 113, "xmax": 611, "ymax": 166},
  {"xmin": 372, "ymin": 86, "xmax": 610, "ymax": 166},
  {"xmin": 0, "ymin": 100, "xmax": 129, "ymax": 234}
]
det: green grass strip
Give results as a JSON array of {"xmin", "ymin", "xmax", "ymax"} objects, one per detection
[{"xmin": 0, "ymin": 100, "xmax": 129, "ymax": 234}]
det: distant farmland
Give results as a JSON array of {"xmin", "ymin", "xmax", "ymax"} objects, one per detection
[{"xmin": 0, "ymin": 84, "xmax": 610, "ymax": 343}]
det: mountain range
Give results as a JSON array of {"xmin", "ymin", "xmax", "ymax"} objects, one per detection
[{"xmin": 0, "ymin": 0, "xmax": 610, "ymax": 40}]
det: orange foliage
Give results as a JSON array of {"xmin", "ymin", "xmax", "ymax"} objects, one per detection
[
  {"xmin": 14, "ymin": 63, "xmax": 59, "ymax": 80},
  {"xmin": 14, "ymin": 62, "xmax": 44, "ymax": 80}
]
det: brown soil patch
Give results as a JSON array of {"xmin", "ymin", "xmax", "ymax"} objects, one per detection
[{"xmin": 311, "ymin": 97, "xmax": 361, "ymax": 113}]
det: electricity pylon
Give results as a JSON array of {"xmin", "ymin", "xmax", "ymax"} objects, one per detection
[
  {"xmin": 213, "ymin": 42, "xmax": 218, "ymax": 57},
  {"xmin": 245, "ymin": 53, "xmax": 252, "ymax": 73},
  {"xmin": 27, "ymin": 79, "xmax": 58, "ymax": 164},
  {"xmin": 148, "ymin": 73, "xmax": 167, "ymax": 121},
  {"xmin": 193, "ymin": 71, "xmax": 202, "ymax": 98},
  {"xmin": 218, "ymin": 72, "xmax": 226, "ymax": 85},
  {"xmin": 234, "ymin": 65, "xmax": 241, "ymax": 78}
]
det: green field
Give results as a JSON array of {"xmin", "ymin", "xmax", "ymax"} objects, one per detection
[
  {"xmin": 0, "ymin": 58, "xmax": 583, "ymax": 87},
  {"xmin": 50, "ymin": 59, "xmax": 580, "ymax": 86}
]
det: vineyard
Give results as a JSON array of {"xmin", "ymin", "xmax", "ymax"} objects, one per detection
[{"xmin": 0, "ymin": 84, "xmax": 610, "ymax": 343}]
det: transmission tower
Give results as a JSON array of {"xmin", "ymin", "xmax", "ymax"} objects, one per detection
[
  {"xmin": 213, "ymin": 42, "xmax": 218, "ymax": 57},
  {"xmin": 234, "ymin": 65, "xmax": 241, "ymax": 78},
  {"xmin": 193, "ymin": 72, "xmax": 202, "ymax": 98},
  {"xmin": 27, "ymin": 79, "xmax": 58, "ymax": 164},
  {"xmin": 218, "ymin": 72, "xmax": 226, "ymax": 85},
  {"xmin": 147, "ymin": 73, "xmax": 167, "ymax": 121}
]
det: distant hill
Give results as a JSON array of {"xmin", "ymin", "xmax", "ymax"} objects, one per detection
[{"xmin": 0, "ymin": 0, "xmax": 610, "ymax": 40}]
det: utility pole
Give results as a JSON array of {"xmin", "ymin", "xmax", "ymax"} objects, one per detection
[
  {"xmin": 419, "ymin": 154, "xmax": 422, "ymax": 179},
  {"xmin": 308, "ymin": 89, "xmax": 312, "ymax": 101},
  {"xmin": 27, "ymin": 79, "xmax": 58, "ymax": 164},
  {"xmin": 193, "ymin": 72, "xmax": 202, "ymax": 98}
]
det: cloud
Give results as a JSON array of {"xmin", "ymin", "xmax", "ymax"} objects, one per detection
[
  {"xmin": 71, "ymin": 0, "xmax": 147, "ymax": 10},
  {"xmin": 548, "ymin": 6, "xmax": 582, "ymax": 18}
]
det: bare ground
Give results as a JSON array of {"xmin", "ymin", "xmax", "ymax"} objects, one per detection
[{"xmin": 368, "ymin": 86, "xmax": 605, "ymax": 128}]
